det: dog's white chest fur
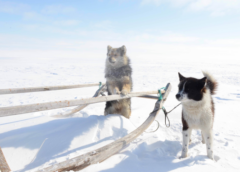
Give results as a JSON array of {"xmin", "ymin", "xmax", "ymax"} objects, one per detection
[
  {"xmin": 183, "ymin": 105, "xmax": 213, "ymax": 130},
  {"xmin": 182, "ymin": 90, "xmax": 213, "ymax": 130}
]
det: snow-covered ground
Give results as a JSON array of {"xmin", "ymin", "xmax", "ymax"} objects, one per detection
[{"xmin": 0, "ymin": 56, "xmax": 240, "ymax": 172}]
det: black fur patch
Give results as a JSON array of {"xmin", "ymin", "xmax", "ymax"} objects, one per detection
[
  {"xmin": 178, "ymin": 77, "xmax": 206, "ymax": 101},
  {"xmin": 207, "ymin": 79, "xmax": 218, "ymax": 95},
  {"xmin": 182, "ymin": 111, "xmax": 189, "ymax": 131},
  {"xmin": 105, "ymin": 101, "xmax": 112, "ymax": 110}
]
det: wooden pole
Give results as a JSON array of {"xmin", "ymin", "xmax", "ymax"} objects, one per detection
[
  {"xmin": 35, "ymin": 83, "xmax": 171, "ymax": 172},
  {"xmin": 53, "ymin": 88, "xmax": 159, "ymax": 118},
  {"xmin": 0, "ymin": 83, "xmax": 103, "ymax": 95},
  {"xmin": 52, "ymin": 85, "xmax": 106, "ymax": 118},
  {"xmin": 0, "ymin": 90, "xmax": 165, "ymax": 118},
  {"xmin": 0, "ymin": 147, "xmax": 11, "ymax": 172},
  {"xmin": 137, "ymin": 95, "xmax": 158, "ymax": 100}
]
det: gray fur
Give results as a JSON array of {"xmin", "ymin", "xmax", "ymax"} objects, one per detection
[{"xmin": 104, "ymin": 45, "xmax": 133, "ymax": 118}]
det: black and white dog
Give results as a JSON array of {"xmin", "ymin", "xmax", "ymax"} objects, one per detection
[{"xmin": 176, "ymin": 71, "xmax": 218, "ymax": 160}]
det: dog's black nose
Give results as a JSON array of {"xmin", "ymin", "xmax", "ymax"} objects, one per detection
[{"xmin": 176, "ymin": 94, "xmax": 181, "ymax": 99}]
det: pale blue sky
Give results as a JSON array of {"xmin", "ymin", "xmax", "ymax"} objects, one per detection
[{"xmin": 0, "ymin": 0, "xmax": 240, "ymax": 61}]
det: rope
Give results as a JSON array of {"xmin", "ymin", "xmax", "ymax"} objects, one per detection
[
  {"xmin": 158, "ymin": 87, "xmax": 182, "ymax": 128},
  {"xmin": 162, "ymin": 103, "xmax": 182, "ymax": 128},
  {"xmin": 144, "ymin": 120, "xmax": 160, "ymax": 133},
  {"xmin": 129, "ymin": 119, "xmax": 160, "ymax": 133},
  {"xmin": 141, "ymin": 87, "xmax": 165, "ymax": 133}
]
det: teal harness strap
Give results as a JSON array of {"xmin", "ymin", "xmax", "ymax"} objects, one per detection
[
  {"xmin": 158, "ymin": 87, "xmax": 170, "ymax": 128},
  {"xmin": 158, "ymin": 87, "xmax": 181, "ymax": 128},
  {"xmin": 158, "ymin": 87, "xmax": 165, "ymax": 101},
  {"xmin": 99, "ymin": 82, "xmax": 102, "ymax": 88},
  {"xmin": 158, "ymin": 89, "xmax": 162, "ymax": 101}
]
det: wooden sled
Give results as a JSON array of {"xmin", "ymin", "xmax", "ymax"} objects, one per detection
[
  {"xmin": 0, "ymin": 82, "xmax": 171, "ymax": 171},
  {"xmin": 0, "ymin": 147, "xmax": 11, "ymax": 172}
]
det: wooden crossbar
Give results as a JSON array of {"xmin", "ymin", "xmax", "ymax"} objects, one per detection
[
  {"xmin": 0, "ymin": 90, "xmax": 165, "ymax": 118},
  {"xmin": 52, "ymin": 84, "xmax": 106, "ymax": 118},
  {"xmin": 138, "ymin": 95, "xmax": 158, "ymax": 100},
  {"xmin": 0, "ymin": 83, "xmax": 103, "ymax": 95}
]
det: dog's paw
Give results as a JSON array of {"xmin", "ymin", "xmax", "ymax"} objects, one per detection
[
  {"xmin": 121, "ymin": 90, "xmax": 129, "ymax": 96},
  {"xmin": 189, "ymin": 139, "xmax": 192, "ymax": 145},
  {"xmin": 179, "ymin": 151, "xmax": 188, "ymax": 159},
  {"xmin": 207, "ymin": 152, "xmax": 215, "ymax": 161},
  {"xmin": 104, "ymin": 110, "xmax": 108, "ymax": 116},
  {"xmin": 179, "ymin": 155, "xmax": 188, "ymax": 159},
  {"xmin": 113, "ymin": 88, "xmax": 121, "ymax": 95}
]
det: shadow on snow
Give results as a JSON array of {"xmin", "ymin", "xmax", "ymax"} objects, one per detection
[{"xmin": 0, "ymin": 114, "xmax": 126, "ymax": 171}]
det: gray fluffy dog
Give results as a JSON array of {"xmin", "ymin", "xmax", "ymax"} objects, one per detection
[{"xmin": 104, "ymin": 45, "xmax": 133, "ymax": 118}]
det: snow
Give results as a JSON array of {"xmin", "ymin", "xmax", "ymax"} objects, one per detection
[{"xmin": 0, "ymin": 57, "xmax": 240, "ymax": 172}]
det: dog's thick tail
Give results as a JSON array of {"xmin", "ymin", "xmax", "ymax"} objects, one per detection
[{"xmin": 202, "ymin": 71, "xmax": 218, "ymax": 95}]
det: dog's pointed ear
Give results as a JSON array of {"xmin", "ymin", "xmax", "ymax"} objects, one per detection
[
  {"xmin": 199, "ymin": 77, "xmax": 207, "ymax": 89},
  {"xmin": 107, "ymin": 45, "xmax": 112, "ymax": 53},
  {"xmin": 120, "ymin": 45, "xmax": 126, "ymax": 56},
  {"xmin": 178, "ymin": 72, "xmax": 185, "ymax": 81}
]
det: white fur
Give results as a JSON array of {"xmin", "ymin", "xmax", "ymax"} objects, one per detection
[
  {"xmin": 181, "ymin": 89, "xmax": 215, "ymax": 160},
  {"xmin": 179, "ymin": 81, "xmax": 187, "ymax": 95},
  {"xmin": 202, "ymin": 71, "xmax": 216, "ymax": 83},
  {"xmin": 182, "ymin": 89, "xmax": 213, "ymax": 130},
  {"xmin": 177, "ymin": 81, "xmax": 188, "ymax": 102},
  {"xmin": 181, "ymin": 129, "xmax": 192, "ymax": 158}
]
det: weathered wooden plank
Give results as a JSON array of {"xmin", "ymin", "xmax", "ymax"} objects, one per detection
[
  {"xmin": 137, "ymin": 95, "xmax": 158, "ymax": 100},
  {"xmin": 36, "ymin": 83, "xmax": 171, "ymax": 172},
  {"xmin": 0, "ymin": 147, "xmax": 11, "ymax": 172},
  {"xmin": 52, "ymin": 84, "xmax": 106, "ymax": 118},
  {"xmin": 0, "ymin": 83, "xmax": 103, "ymax": 95},
  {"xmin": 0, "ymin": 90, "xmax": 165, "ymax": 117},
  {"xmin": 53, "ymin": 88, "xmax": 157, "ymax": 118}
]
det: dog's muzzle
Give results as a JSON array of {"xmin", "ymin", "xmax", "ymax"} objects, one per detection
[
  {"xmin": 176, "ymin": 93, "xmax": 181, "ymax": 100},
  {"xmin": 109, "ymin": 58, "xmax": 116, "ymax": 64},
  {"xmin": 176, "ymin": 93, "xmax": 183, "ymax": 101},
  {"xmin": 176, "ymin": 93, "xmax": 181, "ymax": 99}
]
